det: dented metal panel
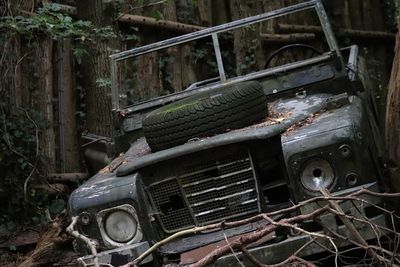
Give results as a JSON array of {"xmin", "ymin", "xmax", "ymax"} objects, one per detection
[{"xmin": 68, "ymin": 1, "xmax": 388, "ymax": 266}]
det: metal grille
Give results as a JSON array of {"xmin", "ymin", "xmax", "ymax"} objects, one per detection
[{"xmin": 148, "ymin": 154, "xmax": 260, "ymax": 232}]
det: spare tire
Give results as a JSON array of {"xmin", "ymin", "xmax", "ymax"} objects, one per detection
[{"xmin": 142, "ymin": 81, "xmax": 268, "ymax": 151}]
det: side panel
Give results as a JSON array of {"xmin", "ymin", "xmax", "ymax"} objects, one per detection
[{"xmin": 281, "ymin": 96, "xmax": 383, "ymax": 202}]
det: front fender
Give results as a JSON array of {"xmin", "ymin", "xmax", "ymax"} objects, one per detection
[
  {"xmin": 68, "ymin": 172, "xmax": 158, "ymax": 250},
  {"xmin": 68, "ymin": 172, "xmax": 138, "ymax": 215}
]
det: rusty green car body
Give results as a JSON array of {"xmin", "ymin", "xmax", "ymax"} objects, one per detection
[{"xmin": 68, "ymin": 1, "xmax": 388, "ymax": 266}]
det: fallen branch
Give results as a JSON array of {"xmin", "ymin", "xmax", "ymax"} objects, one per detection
[
  {"xmin": 66, "ymin": 217, "xmax": 99, "ymax": 267},
  {"xmin": 122, "ymin": 189, "xmax": 400, "ymax": 267},
  {"xmin": 117, "ymin": 14, "xmax": 205, "ymax": 33},
  {"xmin": 18, "ymin": 217, "xmax": 73, "ymax": 267},
  {"xmin": 321, "ymin": 189, "xmax": 398, "ymax": 267},
  {"xmin": 260, "ymin": 33, "xmax": 315, "ymax": 43},
  {"xmin": 239, "ymin": 238, "xmax": 317, "ymax": 267},
  {"xmin": 189, "ymin": 208, "xmax": 328, "ymax": 267},
  {"xmin": 277, "ymin": 23, "xmax": 396, "ymax": 41}
]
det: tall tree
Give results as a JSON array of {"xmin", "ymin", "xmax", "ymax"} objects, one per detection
[
  {"xmin": 35, "ymin": 37, "xmax": 56, "ymax": 172},
  {"xmin": 386, "ymin": 28, "xmax": 400, "ymax": 192},
  {"xmin": 342, "ymin": 0, "xmax": 392, "ymax": 125},
  {"xmin": 56, "ymin": 40, "xmax": 80, "ymax": 172},
  {"xmin": 229, "ymin": 0, "xmax": 265, "ymax": 75},
  {"xmin": 76, "ymin": 0, "xmax": 122, "ymax": 137}
]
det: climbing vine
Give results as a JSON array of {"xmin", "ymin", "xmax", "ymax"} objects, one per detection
[{"xmin": 0, "ymin": 2, "xmax": 136, "ymax": 233}]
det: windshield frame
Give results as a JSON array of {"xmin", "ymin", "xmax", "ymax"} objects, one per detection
[{"xmin": 110, "ymin": 0, "xmax": 341, "ymax": 111}]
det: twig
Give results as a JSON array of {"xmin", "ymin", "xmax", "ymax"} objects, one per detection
[
  {"xmin": 261, "ymin": 214, "xmax": 333, "ymax": 241},
  {"xmin": 124, "ymin": 188, "xmax": 400, "ymax": 267},
  {"xmin": 321, "ymin": 189, "xmax": 399, "ymax": 267},
  {"xmin": 325, "ymin": 227, "xmax": 400, "ymax": 266},
  {"xmin": 189, "ymin": 207, "xmax": 328, "ymax": 267},
  {"xmin": 0, "ymin": 105, "xmax": 34, "ymax": 166},
  {"xmin": 22, "ymin": 108, "xmax": 39, "ymax": 201},
  {"xmin": 14, "ymin": 51, "xmax": 30, "ymax": 83},
  {"xmin": 120, "ymin": 224, "xmax": 228, "ymax": 267},
  {"xmin": 328, "ymin": 238, "xmax": 339, "ymax": 267},
  {"xmin": 240, "ymin": 238, "xmax": 317, "ymax": 267},
  {"xmin": 66, "ymin": 216, "xmax": 100, "ymax": 267},
  {"xmin": 223, "ymin": 232, "xmax": 245, "ymax": 267}
]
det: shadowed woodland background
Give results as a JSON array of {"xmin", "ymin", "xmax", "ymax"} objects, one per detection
[{"xmin": 0, "ymin": 0, "xmax": 399, "ymax": 265}]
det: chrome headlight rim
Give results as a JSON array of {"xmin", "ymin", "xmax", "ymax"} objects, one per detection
[
  {"xmin": 300, "ymin": 158, "xmax": 336, "ymax": 192},
  {"xmin": 97, "ymin": 204, "xmax": 143, "ymax": 248}
]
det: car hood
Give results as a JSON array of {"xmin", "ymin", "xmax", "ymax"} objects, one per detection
[{"xmin": 117, "ymin": 93, "xmax": 331, "ymax": 176}]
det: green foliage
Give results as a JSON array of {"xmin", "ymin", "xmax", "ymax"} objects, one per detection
[
  {"xmin": 0, "ymin": 4, "xmax": 121, "ymax": 233},
  {"xmin": 0, "ymin": 96, "xmax": 55, "ymax": 235},
  {"xmin": 0, "ymin": 95, "xmax": 70, "ymax": 236},
  {"xmin": 238, "ymin": 26, "xmax": 261, "ymax": 74},
  {"xmin": 0, "ymin": 4, "xmax": 117, "ymax": 41},
  {"xmin": 177, "ymin": 0, "xmax": 198, "ymax": 24},
  {"xmin": 151, "ymin": 10, "xmax": 164, "ymax": 21}
]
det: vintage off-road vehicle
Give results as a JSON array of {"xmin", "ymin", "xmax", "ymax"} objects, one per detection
[{"xmin": 68, "ymin": 0, "xmax": 388, "ymax": 266}]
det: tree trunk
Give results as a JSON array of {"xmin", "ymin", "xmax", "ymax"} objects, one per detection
[
  {"xmin": 229, "ymin": 0, "xmax": 265, "ymax": 75},
  {"xmin": 57, "ymin": 39, "xmax": 80, "ymax": 172},
  {"xmin": 76, "ymin": 0, "xmax": 122, "ymax": 137},
  {"xmin": 163, "ymin": 1, "xmax": 184, "ymax": 92},
  {"xmin": 345, "ymin": 0, "xmax": 391, "ymax": 127},
  {"xmin": 386, "ymin": 27, "xmax": 400, "ymax": 192},
  {"xmin": 135, "ymin": 5, "xmax": 163, "ymax": 100},
  {"xmin": 35, "ymin": 37, "xmax": 56, "ymax": 173},
  {"xmin": 211, "ymin": 0, "xmax": 229, "ymax": 26},
  {"xmin": 197, "ymin": 0, "xmax": 212, "ymax": 26}
]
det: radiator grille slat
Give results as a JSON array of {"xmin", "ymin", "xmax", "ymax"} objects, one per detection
[{"xmin": 148, "ymin": 154, "xmax": 260, "ymax": 232}]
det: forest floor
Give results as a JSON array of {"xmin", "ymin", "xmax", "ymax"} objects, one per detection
[{"xmin": 0, "ymin": 216, "xmax": 79, "ymax": 267}]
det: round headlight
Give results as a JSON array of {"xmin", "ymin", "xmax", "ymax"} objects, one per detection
[
  {"xmin": 104, "ymin": 210, "xmax": 137, "ymax": 243},
  {"xmin": 300, "ymin": 158, "xmax": 335, "ymax": 191}
]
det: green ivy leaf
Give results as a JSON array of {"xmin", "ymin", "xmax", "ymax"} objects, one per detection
[{"xmin": 151, "ymin": 10, "xmax": 164, "ymax": 21}]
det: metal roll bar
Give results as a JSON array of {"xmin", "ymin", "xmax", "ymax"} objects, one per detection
[{"xmin": 110, "ymin": 0, "xmax": 341, "ymax": 111}]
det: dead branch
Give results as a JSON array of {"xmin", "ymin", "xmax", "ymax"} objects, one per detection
[
  {"xmin": 18, "ymin": 217, "xmax": 71, "ymax": 267},
  {"xmin": 223, "ymin": 233, "xmax": 246, "ymax": 267},
  {"xmin": 120, "ymin": 223, "xmax": 233, "ymax": 267},
  {"xmin": 321, "ymin": 189, "xmax": 398, "ymax": 267},
  {"xmin": 323, "ymin": 226, "xmax": 400, "ymax": 266},
  {"xmin": 239, "ymin": 239, "xmax": 317, "ymax": 267},
  {"xmin": 123, "ymin": 189, "xmax": 400, "ymax": 267},
  {"xmin": 188, "ymin": 208, "xmax": 328, "ymax": 267},
  {"xmin": 261, "ymin": 33, "xmax": 315, "ymax": 43},
  {"xmin": 277, "ymin": 23, "xmax": 396, "ymax": 41},
  {"xmin": 118, "ymin": 14, "xmax": 205, "ymax": 33},
  {"xmin": 66, "ymin": 217, "xmax": 99, "ymax": 267},
  {"xmin": 22, "ymin": 108, "xmax": 39, "ymax": 201}
]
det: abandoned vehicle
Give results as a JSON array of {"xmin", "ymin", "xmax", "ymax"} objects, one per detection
[{"xmin": 68, "ymin": 0, "xmax": 389, "ymax": 266}]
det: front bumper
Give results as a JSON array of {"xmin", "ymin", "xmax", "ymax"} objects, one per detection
[
  {"xmin": 214, "ymin": 183, "xmax": 387, "ymax": 266},
  {"xmin": 77, "ymin": 183, "xmax": 387, "ymax": 266},
  {"xmin": 78, "ymin": 241, "xmax": 152, "ymax": 266}
]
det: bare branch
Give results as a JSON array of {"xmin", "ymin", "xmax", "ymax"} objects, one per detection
[{"xmin": 66, "ymin": 217, "xmax": 100, "ymax": 267}]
